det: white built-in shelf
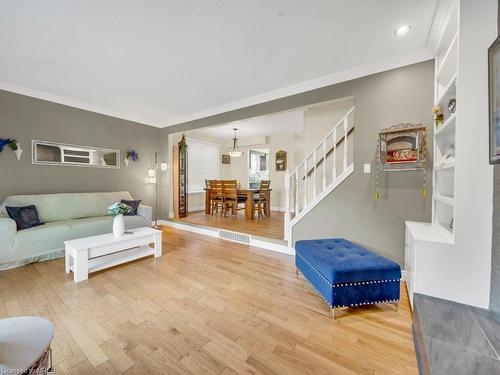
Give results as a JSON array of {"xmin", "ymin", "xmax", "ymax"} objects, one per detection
[
  {"xmin": 406, "ymin": 221, "xmax": 454, "ymax": 244},
  {"xmin": 434, "ymin": 162, "xmax": 455, "ymax": 171},
  {"xmin": 433, "ymin": 194, "xmax": 455, "ymax": 206},
  {"xmin": 435, "ymin": 113, "xmax": 456, "ymax": 138},
  {"xmin": 437, "ymin": 73, "xmax": 457, "ymax": 106},
  {"xmin": 436, "ymin": 33, "xmax": 458, "ymax": 85}
]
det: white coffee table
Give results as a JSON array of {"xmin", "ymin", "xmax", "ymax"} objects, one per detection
[{"xmin": 64, "ymin": 227, "xmax": 162, "ymax": 282}]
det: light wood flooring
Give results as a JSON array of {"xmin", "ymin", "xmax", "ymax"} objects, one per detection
[
  {"xmin": 172, "ymin": 210, "xmax": 285, "ymax": 240},
  {"xmin": 0, "ymin": 227, "xmax": 417, "ymax": 374}
]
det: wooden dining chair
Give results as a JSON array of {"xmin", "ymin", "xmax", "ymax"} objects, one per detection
[
  {"xmin": 210, "ymin": 180, "xmax": 224, "ymax": 215},
  {"xmin": 222, "ymin": 180, "xmax": 246, "ymax": 217},
  {"xmin": 253, "ymin": 180, "xmax": 271, "ymax": 218}
]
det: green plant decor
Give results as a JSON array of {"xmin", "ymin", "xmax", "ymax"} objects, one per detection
[{"xmin": 107, "ymin": 202, "xmax": 132, "ymax": 217}]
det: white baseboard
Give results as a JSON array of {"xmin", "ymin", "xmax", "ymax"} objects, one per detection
[
  {"xmin": 270, "ymin": 206, "xmax": 285, "ymax": 212},
  {"xmin": 401, "ymin": 270, "xmax": 409, "ymax": 282},
  {"xmin": 188, "ymin": 205, "xmax": 205, "ymax": 213},
  {"xmin": 161, "ymin": 220, "xmax": 294, "ymax": 256}
]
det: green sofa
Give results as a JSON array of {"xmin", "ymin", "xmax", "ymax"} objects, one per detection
[{"xmin": 0, "ymin": 191, "xmax": 152, "ymax": 270}]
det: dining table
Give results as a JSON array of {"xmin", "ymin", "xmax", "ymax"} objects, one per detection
[{"xmin": 204, "ymin": 188, "xmax": 272, "ymax": 220}]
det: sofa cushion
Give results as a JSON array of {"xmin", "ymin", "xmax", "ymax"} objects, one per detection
[
  {"xmin": 6, "ymin": 205, "xmax": 44, "ymax": 230},
  {"xmin": 121, "ymin": 199, "xmax": 141, "ymax": 215},
  {"xmin": 295, "ymin": 238, "xmax": 401, "ymax": 284},
  {"xmin": 0, "ymin": 192, "xmax": 133, "ymax": 223}
]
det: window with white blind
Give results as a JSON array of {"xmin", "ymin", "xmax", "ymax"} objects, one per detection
[{"xmin": 187, "ymin": 138, "xmax": 220, "ymax": 193}]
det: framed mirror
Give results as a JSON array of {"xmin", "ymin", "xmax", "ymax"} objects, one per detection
[{"xmin": 32, "ymin": 140, "xmax": 120, "ymax": 169}]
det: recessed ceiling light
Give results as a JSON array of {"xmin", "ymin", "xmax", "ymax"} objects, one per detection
[{"xmin": 395, "ymin": 25, "xmax": 411, "ymax": 36}]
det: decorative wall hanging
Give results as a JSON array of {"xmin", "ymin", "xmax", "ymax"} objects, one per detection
[
  {"xmin": 124, "ymin": 150, "xmax": 139, "ymax": 167},
  {"xmin": 275, "ymin": 150, "xmax": 287, "ymax": 171},
  {"xmin": 374, "ymin": 123, "xmax": 428, "ymax": 199},
  {"xmin": 173, "ymin": 135, "xmax": 188, "ymax": 218},
  {"xmin": 221, "ymin": 154, "xmax": 230, "ymax": 164},
  {"xmin": 0, "ymin": 138, "xmax": 22, "ymax": 160}
]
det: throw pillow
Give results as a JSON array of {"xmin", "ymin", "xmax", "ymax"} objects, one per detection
[
  {"xmin": 121, "ymin": 199, "xmax": 141, "ymax": 215},
  {"xmin": 6, "ymin": 205, "xmax": 44, "ymax": 230}
]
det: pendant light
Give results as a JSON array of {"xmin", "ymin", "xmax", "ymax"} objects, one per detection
[{"xmin": 228, "ymin": 128, "xmax": 242, "ymax": 157}]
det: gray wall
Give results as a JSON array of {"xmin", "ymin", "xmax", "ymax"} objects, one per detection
[
  {"xmin": 164, "ymin": 60, "xmax": 434, "ymax": 265},
  {"xmin": 0, "ymin": 90, "xmax": 163, "ymax": 216},
  {"xmin": 291, "ymin": 62, "xmax": 434, "ymax": 265}
]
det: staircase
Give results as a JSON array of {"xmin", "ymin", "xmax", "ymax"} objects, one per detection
[{"xmin": 284, "ymin": 106, "xmax": 355, "ymax": 243}]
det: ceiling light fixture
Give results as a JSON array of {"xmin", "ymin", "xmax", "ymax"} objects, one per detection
[
  {"xmin": 228, "ymin": 128, "xmax": 243, "ymax": 157},
  {"xmin": 395, "ymin": 25, "xmax": 411, "ymax": 36}
]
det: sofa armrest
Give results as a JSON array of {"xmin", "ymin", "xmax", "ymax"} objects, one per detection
[
  {"xmin": 0, "ymin": 217, "xmax": 17, "ymax": 249},
  {"xmin": 137, "ymin": 205, "xmax": 153, "ymax": 225}
]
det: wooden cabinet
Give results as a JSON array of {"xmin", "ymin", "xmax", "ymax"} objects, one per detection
[{"xmin": 173, "ymin": 135, "xmax": 188, "ymax": 218}]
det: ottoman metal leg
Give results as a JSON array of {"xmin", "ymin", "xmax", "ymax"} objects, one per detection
[{"xmin": 331, "ymin": 308, "xmax": 336, "ymax": 319}]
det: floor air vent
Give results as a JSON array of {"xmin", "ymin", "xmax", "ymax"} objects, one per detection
[{"xmin": 218, "ymin": 229, "xmax": 251, "ymax": 244}]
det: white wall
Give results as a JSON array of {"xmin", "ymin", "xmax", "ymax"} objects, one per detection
[
  {"xmin": 303, "ymin": 97, "xmax": 355, "ymax": 157},
  {"xmin": 220, "ymin": 133, "xmax": 297, "ymax": 210}
]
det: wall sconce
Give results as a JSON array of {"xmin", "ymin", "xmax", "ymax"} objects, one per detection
[
  {"xmin": 148, "ymin": 166, "xmax": 156, "ymax": 184},
  {"xmin": 160, "ymin": 162, "xmax": 168, "ymax": 171}
]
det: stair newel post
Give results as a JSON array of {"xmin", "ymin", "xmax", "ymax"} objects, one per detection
[
  {"xmin": 322, "ymin": 139, "xmax": 327, "ymax": 191},
  {"xmin": 333, "ymin": 127, "xmax": 337, "ymax": 180},
  {"xmin": 284, "ymin": 169, "xmax": 290, "ymax": 241},
  {"xmin": 312, "ymin": 148, "xmax": 317, "ymax": 199},
  {"xmin": 303, "ymin": 159, "xmax": 308, "ymax": 207},
  {"xmin": 343, "ymin": 117, "xmax": 348, "ymax": 172},
  {"xmin": 295, "ymin": 169, "xmax": 299, "ymax": 215}
]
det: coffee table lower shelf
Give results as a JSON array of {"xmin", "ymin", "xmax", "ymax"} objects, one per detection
[{"xmin": 68, "ymin": 246, "xmax": 154, "ymax": 275}]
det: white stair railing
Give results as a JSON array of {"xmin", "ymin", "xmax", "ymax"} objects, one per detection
[{"xmin": 284, "ymin": 106, "xmax": 355, "ymax": 242}]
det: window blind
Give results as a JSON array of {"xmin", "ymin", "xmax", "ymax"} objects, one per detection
[{"xmin": 187, "ymin": 139, "xmax": 220, "ymax": 193}]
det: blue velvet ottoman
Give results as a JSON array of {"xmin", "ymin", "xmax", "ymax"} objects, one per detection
[{"xmin": 295, "ymin": 238, "xmax": 401, "ymax": 318}]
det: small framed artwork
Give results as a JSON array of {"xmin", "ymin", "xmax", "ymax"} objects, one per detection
[
  {"xmin": 489, "ymin": 34, "xmax": 500, "ymax": 164},
  {"xmin": 221, "ymin": 154, "xmax": 230, "ymax": 164},
  {"xmin": 275, "ymin": 150, "xmax": 287, "ymax": 171}
]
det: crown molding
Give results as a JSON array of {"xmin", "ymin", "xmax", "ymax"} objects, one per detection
[
  {"xmin": 0, "ymin": 80, "xmax": 163, "ymax": 127},
  {"xmin": 0, "ymin": 48, "xmax": 433, "ymax": 129},
  {"xmin": 162, "ymin": 48, "xmax": 433, "ymax": 127}
]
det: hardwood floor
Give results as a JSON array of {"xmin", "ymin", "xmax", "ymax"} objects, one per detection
[
  {"xmin": 0, "ymin": 227, "xmax": 417, "ymax": 374},
  {"xmin": 172, "ymin": 210, "xmax": 285, "ymax": 240}
]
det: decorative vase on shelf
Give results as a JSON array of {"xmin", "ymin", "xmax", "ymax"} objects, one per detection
[
  {"xmin": 124, "ymin": 158, "xmax": 129, "ymax": 167},
  {"xmin": 113, "ymin": 214, "xmax": 125, "ymax": 237},
  {"xmin": 13, "ymin": 144, "xmax": 22, "ymax": 160}
]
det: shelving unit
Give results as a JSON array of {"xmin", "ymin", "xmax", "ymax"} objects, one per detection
[
  {"xmin": 432, "ymin": 5, "xmax": 458, "ymax": 239},
  {"xmin": 405, "ymin": 0, "xmax": 459, "ymax": 308}
]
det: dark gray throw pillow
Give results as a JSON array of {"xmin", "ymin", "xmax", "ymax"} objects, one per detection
[
  {"xmin": 6, "ymin": 205, "xmax": 44, "ymax": 230},
  {"xmin": 121, "ymin": 199, "xmax": 141, "ymax": 215}
]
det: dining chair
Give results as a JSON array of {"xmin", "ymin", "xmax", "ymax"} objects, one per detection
[
  {"xmin": 210, "ymin": 180, "xmax": 224, "ymax": 215},
  {"xmin": 222, "ymin": 180, "xmax": 246, "ymax": 217},
  {"xmin": 253, "ymin": 180, "xmax": 271, "ymax": 218}
]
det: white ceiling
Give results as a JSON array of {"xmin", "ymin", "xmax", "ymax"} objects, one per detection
[
  {"xmin": 191, "ymin": 109, "xmax": 305, "ymax": 141},
  {"xmin": 0, "ymin": 0, "xmax": 437, "ymax": 127}
]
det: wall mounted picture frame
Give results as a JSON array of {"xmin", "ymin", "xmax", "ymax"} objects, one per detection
[
  {"xmin": 488, "ymin": 34, "xmax": 500, "ymax": 164},
  {"xmin": 221, "ymin": 154, "xmax": 230, "ymax": 164},
  {"xmin": 275, "ymin": 150, "xmax": 287, "ymax": 171}
]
